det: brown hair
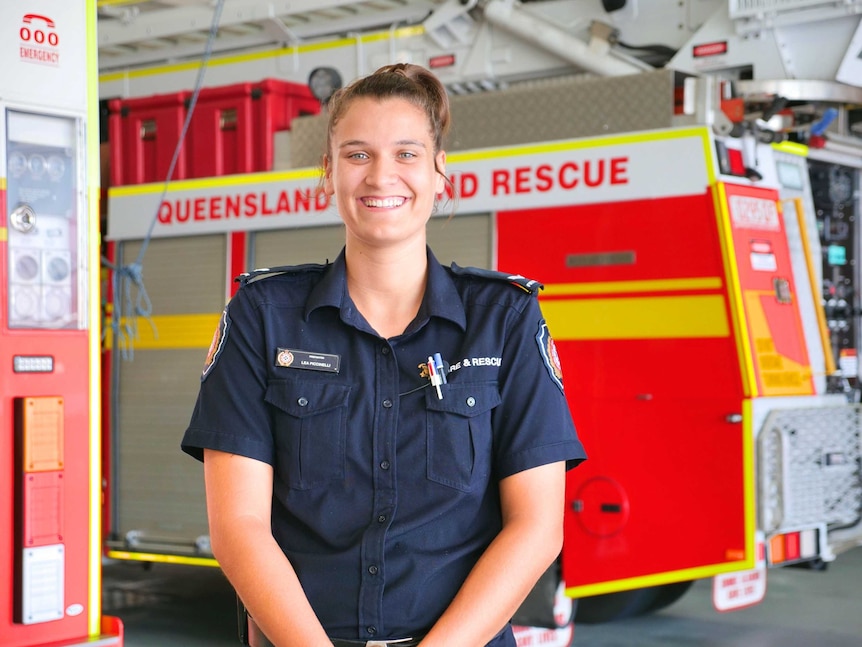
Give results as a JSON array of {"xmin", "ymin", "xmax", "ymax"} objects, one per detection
[{"xmin": 323, "ymin": 63, "xmax": 452, "ymax": 183}]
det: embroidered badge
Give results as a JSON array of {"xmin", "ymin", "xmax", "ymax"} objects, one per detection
[
  {"xmin": 535, "ymin": 319, "xmax": 564, "ymax": 392},
  {"xmin": 202, "ymin": 307, "xmax": 231, "ymax": 381},
  {"xmin": 275, "ymin": 348, "xmax": 340, "ymax": 373}
]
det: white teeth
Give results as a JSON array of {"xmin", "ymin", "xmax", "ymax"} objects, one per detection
[{"xmin": 363, "ymin": 197, "xmax": 405, "ymax": 208}]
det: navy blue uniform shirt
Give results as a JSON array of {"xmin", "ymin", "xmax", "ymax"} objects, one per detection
[{"xmin": 181, "ymin": 248, "xmax": 586, "ymax": 645}]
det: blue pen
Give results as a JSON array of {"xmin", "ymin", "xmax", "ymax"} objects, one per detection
[{"xmin": 433, "ymin": 353, "xmax": 447, "ymax": 384}]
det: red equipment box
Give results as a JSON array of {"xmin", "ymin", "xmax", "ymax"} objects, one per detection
[
  {"xmin": 107, "ymin": 79, "xmax": 320, "ymax": 186},
  {"xmin": 188, "ymin": 79, "xmax": 320, "ymax": 177},
  {"xmin": 108, "ymin": 91, "xmax": 191, "ymax": 186}
]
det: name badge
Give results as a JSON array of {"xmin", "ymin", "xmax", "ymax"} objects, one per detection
[{"xmin": 276, "ymin": 348, "xmax": 340, "ymax": 373}]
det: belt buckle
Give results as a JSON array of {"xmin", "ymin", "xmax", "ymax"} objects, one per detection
[{"xmin": 367, "ymin": 639, "xmax": 414, "ymax": 647}]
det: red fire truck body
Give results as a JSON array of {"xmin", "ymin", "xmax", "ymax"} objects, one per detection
[{"xmin": 105, "ymin": 101, "xmax": 862, "ymax": 628}]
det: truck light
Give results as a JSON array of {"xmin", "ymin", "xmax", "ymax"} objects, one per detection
[
  {"xmin": 14, "ymin": 396, "xmax": 66, "ymax": 623},
  {"xmin": 13, "ymin": 355, "xmax": 55, "ymax": 373},
  {"xmin": 766, "ymin": 528, "xmax": 819, "ymax": 565},
  {"xmin": 769, "ymin": 534, "xmax": 785, "ymax": 563},
  {"xmin": 800, "ymin": 528, "xmax": 818, "ymax": 560}
]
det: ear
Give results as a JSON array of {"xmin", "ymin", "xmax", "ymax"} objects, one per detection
[
  {"xmin": 435, "ymin": 150, "xmax": 447, "ymax": 194},
  {"xmin": 322, "ymin": 154, "xmax": 335, "ymax": 196}
]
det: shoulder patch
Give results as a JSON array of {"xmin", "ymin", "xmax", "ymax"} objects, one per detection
[
  {"xmin": 202, "ymin": 306, "xmax": 231, "ymax": 381},
  {"xmin": 449, "ymin": 263, "xmax": 543, "ymax": 295},
  {"xmin": 236, "ymin": 262, "xmax": 329, "ymax": 287},
  {"xmin": 535, "ymin": 319, "xmax": 564, "ymax": 392}
]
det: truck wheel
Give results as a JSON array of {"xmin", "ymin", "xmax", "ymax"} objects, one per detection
[
  {"xmin": 644, "ymin": 581, "xmax": 694, "ymax": 613},
  {"xmin": 574, "ymin": 581, "xmax": 693, "ymax": 624}
]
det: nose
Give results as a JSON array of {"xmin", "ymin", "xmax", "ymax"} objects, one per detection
[{"xmin": 365, "ymin": 157, "xmax": 397, "ymax": 187}]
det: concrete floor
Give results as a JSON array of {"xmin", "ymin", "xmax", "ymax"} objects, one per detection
[{"xmin": 102, "ymin": 546, "xmax": 862, "ymax": 647}]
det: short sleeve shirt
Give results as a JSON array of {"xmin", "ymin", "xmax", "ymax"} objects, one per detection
[{"xmin": 181, "ymin": 248, "xmax": 586, "ymax": 644}]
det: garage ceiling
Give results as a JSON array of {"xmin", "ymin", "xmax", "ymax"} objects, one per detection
[{"xmin": 97, "ymin": 0, "xmax": 447, "ymax": 72}]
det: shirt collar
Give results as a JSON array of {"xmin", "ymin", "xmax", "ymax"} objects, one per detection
[{"xmin": 306, "ymin": 247, "xmax": 467, "ymax": 332}]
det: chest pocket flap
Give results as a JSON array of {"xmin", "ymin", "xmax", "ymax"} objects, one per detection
[
  {"xmin": 424, "ymin": 381, "xmax": 501, "ymax": 416},
  {"xmin": 424, "ymin": 382, "xmax": 500, "ymax": 492},
  {"xmin": 265, "ymin": 379, "xmax": 351, "ymax": 417}
]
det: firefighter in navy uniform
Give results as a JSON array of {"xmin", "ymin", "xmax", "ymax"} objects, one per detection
[{"xmin": 181, "ymin": 63, "xmax": 586, "ymax": 647}]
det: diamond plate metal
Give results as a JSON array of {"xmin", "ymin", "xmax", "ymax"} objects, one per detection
[
  {"xmin": 448, "ymin": 69, "xmax": 677, "ymax": 151},
  {"xmin": 289, "ymin": 69, "xmax": 679, "ymax": 169}
]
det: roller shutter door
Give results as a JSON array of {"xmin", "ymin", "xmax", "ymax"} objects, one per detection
[
  {"xmin": 110, "ymin": 235, "xmax": 226, "ymax": 554},
  {"xmin": 250, "ymin": 213, "xmax": 493, "ymax": 270}
]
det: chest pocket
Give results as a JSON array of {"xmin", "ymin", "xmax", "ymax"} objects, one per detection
[
  {"xmin": 424, "ymin": 382, "xmax": 501, "ymax": 492},
  {"xmin": 265, "ymin": 379, "xmax": 351, "ymax": 490}
]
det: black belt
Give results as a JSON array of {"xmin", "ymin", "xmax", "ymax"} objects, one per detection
[
  {"xmin": 247, "ymin": 615, "xmax": 423, "ymax": 647},
  {"xmin": 330, "ymin": 637, "xmax": 423, "ymax": 647}
]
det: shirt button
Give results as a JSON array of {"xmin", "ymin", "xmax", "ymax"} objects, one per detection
[
  {"xmin": 366, "ymin": 626, "xmax": 377, "ymax": 636},
  {"xmin": 297, "ymin": 397, "xmax": 309, "ymax": 407},
  {"xmin": 377, "ymin": 515, "xmax": 387, "ymax": 523},
  {"xmin": 381, "ymin": 346, "xmax": 390, "ymax": 355},
  {"xmin": 380, "ymin": 460, "xmax": 390, "ymax": 470},
  {"xmin": 382, "ymin": 399, "xmax": 393, "ymax": 408},
  {"xmin": 368, "ymin": 565, "xmax": 379, "ymax": 575},
  {"xmin": 466, "ymin": 396, "xmax": 476, "ymax": 407}
]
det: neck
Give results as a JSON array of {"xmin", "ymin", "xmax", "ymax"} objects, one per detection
[{"xmin": 344, "ymin": 240, "xmax": 429, "ymax": 338}]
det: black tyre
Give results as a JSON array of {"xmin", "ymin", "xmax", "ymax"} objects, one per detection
[
  {"xmin": 574, "ymin": 581, "xmax": 694, "ymax": 624},
  {"xmin": 644, "ymin": 580, "xmax": 694, "ymax": 613}
]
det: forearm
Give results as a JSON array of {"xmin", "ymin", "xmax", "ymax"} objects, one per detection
[
  {"xmin": 203, "ymin": 450, "xmax": 329, "ymax": 646},
  {"xmin": 213, "ymin": 516, "xmax": 332, "ymax": 647},
  {"xmin": 420, "ymin": 517, "xmax": 563, "ymax": 647}
]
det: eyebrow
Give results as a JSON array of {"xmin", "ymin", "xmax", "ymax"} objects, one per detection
[{"xmin": 339, "ymin": 139, "xmax": 427, "ymax": 149}]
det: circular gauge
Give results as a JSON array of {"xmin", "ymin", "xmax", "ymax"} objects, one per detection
[
  {"xmin": 9, "ymin": 151, "xmax": 27, "ymax": 178},
  {"xmin": 28, "ymin": 154, "xmax": 47, "ymax": 179},
  {"xmin": 46, "ymin": 155, "xmax": 66, "ymax": 181},
  {"xmin": 15, "ymin": 253, "xmax": 40, "ymax": 281},
  {"xmin": 46, "ymin": 255, "xmax": 71, "ymax": 282}
]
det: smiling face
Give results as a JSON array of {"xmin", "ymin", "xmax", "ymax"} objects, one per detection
[{"xmin": 323, "ymin": 96, "xmax": 447, "ymax": 252}]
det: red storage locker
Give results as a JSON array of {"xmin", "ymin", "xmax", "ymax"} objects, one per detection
[
  {"xmin": 252, "ymin": 79, "xmax": 320, "ymax": 171},
  {"xmin": 108, "ymin": 91, "xmax": 190, "ymax": 186},
  {"xmin": 188, "ymin": 79, "xmax": 320, "ymax": 178},
  {"xmin": 186, "ymin": 82, "xmax": 256, "ymax": 178}
]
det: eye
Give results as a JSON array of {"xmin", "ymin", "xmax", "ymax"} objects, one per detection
[
  {"xmin": 398, "ymin": 150, "xmax": 418, "ymax": 160},
  {"xmin": 347, "ymin": 151, "xmax": 368, "ymax": 160}
]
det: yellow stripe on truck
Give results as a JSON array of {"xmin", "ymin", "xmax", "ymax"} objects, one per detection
[
  {"xmin": 106, "ymin": 313, "xmax": 221, "ymax": 350},
  {"xmin": 542, "ymin": 294, "xmax": 730, "ymax": 340},
  {"xmin": 543, "ymin": 276, "xmax": 723, "ymax": 296},
  {"xmin": 106, "ymin": 550, "xmax": 219, "ymax": 568},
  {"xmin": 566, "ymin": 554, "xmax": 751, "ymax": 599}
]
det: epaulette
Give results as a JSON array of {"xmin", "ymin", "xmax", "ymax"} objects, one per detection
[
  {"xmin": 449, "ymin": 263, "xmax": 543, "ymax": 295},
  {"xmin": 236, "ymin": 262, "xmax": 329, "ymax": 287}
]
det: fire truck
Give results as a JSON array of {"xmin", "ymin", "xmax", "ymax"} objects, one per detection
[
  {"xmin": 96, "ymin": 0, "xmax": 862, "ymax": 643},
  {"xmin": 0, "ymin": 2, "xmax": 124, "ymax": 646}
]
